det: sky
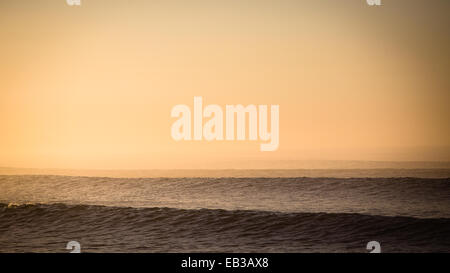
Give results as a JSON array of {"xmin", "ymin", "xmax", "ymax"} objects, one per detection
[{"xmin": 0, "ymin": 0, "xmax": 449, "ymax": 169}]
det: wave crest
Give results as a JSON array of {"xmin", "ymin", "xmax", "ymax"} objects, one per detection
[{"xmin": 1, "ymin": 202, "xmax": 449, "ymax": 252}]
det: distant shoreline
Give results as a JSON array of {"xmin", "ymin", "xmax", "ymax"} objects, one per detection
[{"xmin": 1, "ymin": 166, "xmax": 449, "ymax": 178}]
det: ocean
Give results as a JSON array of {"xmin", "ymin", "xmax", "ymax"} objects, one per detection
[{"xmin": 0, "ymin": 170, "xmax": 449, "ymax": 252}]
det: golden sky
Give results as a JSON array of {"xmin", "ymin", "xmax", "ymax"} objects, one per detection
[{"xmin": 0, "ymin": 0, "xmax": 449, "ymax": 169}]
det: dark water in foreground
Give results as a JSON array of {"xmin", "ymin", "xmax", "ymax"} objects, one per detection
[{"xmin": 0, "ymin": 174, "xmax": 449, "ymax": 252}]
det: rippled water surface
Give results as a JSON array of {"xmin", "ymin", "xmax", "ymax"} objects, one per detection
[{"xmin": 1, "ymin": 173, "xmax": 449, "ymax": 252}]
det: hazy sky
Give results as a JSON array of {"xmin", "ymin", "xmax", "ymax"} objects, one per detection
[{"xmin": 0, "ymin": 0, "xmax": 449, "ymax": 169}]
